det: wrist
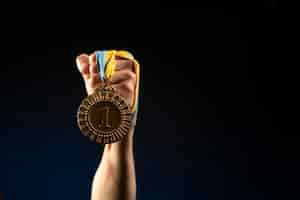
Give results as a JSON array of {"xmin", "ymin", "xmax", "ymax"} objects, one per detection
[{"xmin": 103, "ymin": 127, "xmax": 135, "ymax": 159}]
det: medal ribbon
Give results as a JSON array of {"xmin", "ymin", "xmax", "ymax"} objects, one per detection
[{"xmin": 95, "ymin": 50, "xmax": 140, "ymax": 116}]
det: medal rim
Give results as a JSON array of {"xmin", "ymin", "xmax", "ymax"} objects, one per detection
[{"xmin": 77, "ymin": 86, "xmax": 133, "ymax": 144}]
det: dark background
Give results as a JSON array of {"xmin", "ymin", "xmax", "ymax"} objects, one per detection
[{"xmin": 1, "ymin": 6, "xmax": 299, "ymax": 200}]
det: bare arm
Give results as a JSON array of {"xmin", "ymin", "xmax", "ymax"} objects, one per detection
[{"xmin": 91, "ymin": 129, "xmax": 136, "ymax": 200}]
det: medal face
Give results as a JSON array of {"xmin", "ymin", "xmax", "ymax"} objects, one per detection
[{"xmin": 77, "ymin": 86, "xmax": 133, "ymax": 144}]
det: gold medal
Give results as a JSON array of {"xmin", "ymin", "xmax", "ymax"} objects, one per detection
[{"xmin": 77, "ymin": 83, "xmax": 134, "ymax": 144}]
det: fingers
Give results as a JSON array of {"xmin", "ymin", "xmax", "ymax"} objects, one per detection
[
  {"xmin": 115, "ymin": 59, "xmax": 134, "ymax": 72},
  {"xmin": 89, "ymin": 53, "xmax": 98, "ymax": 75},
  {"xmin": 76, "ymin": 53, "xmax": 90, "ymax": 79},
  {"xmin": 76, "ymin": 52, "xmax": 99, "ymax": 78},
  {"xmin": 76, "ymin": 52, "xmax": 101, "ymax": 95},
  {"xmin": 111, "ymin": 59, "xmax": 136, "ymax": 106},
  {"xmin": 86, "ymin": 53, "xmax": 101, "ymax": 92},
  {"xmin": 113, "ymin": 80, "xmax": 135, "ymax": 105},
  {"xmin": 76, "ymin": 51, "xmax": 136, "ymax": 101},
  {"xmin": 110, "ymin": 70, "xmax": 136, "ymax": 85},
  {"xmin": 86, "ymin": 73, "xmax": 101, "ymax": 88}
]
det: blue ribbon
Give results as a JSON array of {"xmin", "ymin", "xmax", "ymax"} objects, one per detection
[{"xmin": 95, "ymin": 51, "xmax": 106, "ymax": 81}]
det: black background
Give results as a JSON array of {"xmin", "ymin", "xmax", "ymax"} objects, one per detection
[{"xmin": 1, "ymin": 5, "xmax": 299, "ymax": 200}]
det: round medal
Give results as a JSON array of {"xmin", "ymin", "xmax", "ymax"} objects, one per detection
[{"xmin": 77, "ymin": 85, "xmax": 133, "ymax": 144}]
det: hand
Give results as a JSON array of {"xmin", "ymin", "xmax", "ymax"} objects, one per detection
[{"xmin": 76, "ymin": 52, "xmax": 137, "ymax": 108}]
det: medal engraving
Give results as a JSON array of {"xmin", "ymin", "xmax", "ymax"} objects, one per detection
[{"xmin": 77, "ymin": 85, "xmax": 133, "ymax": 144}]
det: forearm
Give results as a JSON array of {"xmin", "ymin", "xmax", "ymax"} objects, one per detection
[{"xmin": 91, "ymin": 128, "xmax": 136, "ymax": 200}]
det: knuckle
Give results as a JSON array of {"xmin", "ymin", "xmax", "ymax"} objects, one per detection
[
  {"xmin": 116, "ymin": 59, "xmax": 134, "ymax": 71},
  {"xmin": 122, "ymin": 81, "xmax": 134, "ymax": 95},
  {"xmin": 88, "ymin": 53, "xmax": 96, "ymax": 63},
  {"xmin": 125, "ymin": 59, "xmax": 133, "ymax": 66},
  {"xmin": 124, "ymin": 71, "xmax": 136, "ymax": 81},
  {"xmin": 76, "ymin": 54, "xmax": 89, "ymax": 68},
  {"xmin": 77, "ymin": 54, "xmax": 87, "ymax": 61}
]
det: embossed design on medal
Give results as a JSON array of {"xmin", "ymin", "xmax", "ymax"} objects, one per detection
[{"xmin": 77, "ymin": 84, "xmax": 133, "ymax": 144}]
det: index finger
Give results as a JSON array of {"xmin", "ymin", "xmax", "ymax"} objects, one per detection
[{"xmin": 115, "ymin": 58, "xmax": 134, "ymax": 72}]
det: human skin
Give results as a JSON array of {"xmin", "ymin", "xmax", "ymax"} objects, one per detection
[{"xmin": 76, "ymin": 52, "xmax": 137, "ymax": 200}]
